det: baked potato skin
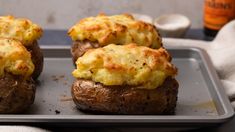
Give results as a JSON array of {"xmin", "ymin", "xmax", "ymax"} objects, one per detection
[
  {"xmin": 71, "ymin": 40, "xmax": 99, "ymax": 63},
  {"xmin": 26, "ymin": 41, "xmax": 44, "ymax": 80},
  {"xmin": 72, "ymin": 77, "xmax": 178, "ymax": 114},
  {"xmin": 0, "ymin": 73, "xmax": 35, "ymax": 114}
]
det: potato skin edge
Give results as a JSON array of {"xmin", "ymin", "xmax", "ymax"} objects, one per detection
[
  {"xmin": 71, "ymin": 77, "xmax": 178, "ymax": 115},
  {"xmin": 0, "ymin": 73, "xmax": 35, "ymax": 114},
  {"xmin": 26, "ymin": 41, "xmax": 44, "ymax": 80}
]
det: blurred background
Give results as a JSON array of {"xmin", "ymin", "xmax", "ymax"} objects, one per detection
[{"xmin": 0, "ymin": 0, "xmax": 204, "ymax": 29}]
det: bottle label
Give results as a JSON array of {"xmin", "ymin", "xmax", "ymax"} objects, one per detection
[{"xmin": 204, "ymin": 0, "xmax": 235, "ymax": 30}]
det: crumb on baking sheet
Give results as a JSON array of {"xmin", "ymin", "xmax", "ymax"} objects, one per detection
[
  {"xmin": 60, "ymin": 94, "xmax": 73, "ymax": 102},
  {"xmin": 60, "ymin": 97, "xmax": 73, "ymax": 102},
  {"xmin": 51, "ymin": 75, "xmax": 59, "ymax": 82},
  {"xmin": 63, "ymin": 81, "xmax": 68, "ymax": 85},
  {"xmin": 51, "ymin": 75, "xmax": 69, "ymax": 85},
  {"xmin": 55, "ymin": 110, "xmax": 60, "ymax": 114},
  {"xmin": 59, "ymin": 75, "xmax": 65, "ymax": 78}
]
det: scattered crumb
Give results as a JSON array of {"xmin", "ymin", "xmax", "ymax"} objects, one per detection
[
  {"xmin": 51, "ymin": 75, "xmax": 60, "ymax": 82},
  {"xmin": 55, "ymin": 110, "xmax": 60, "ymax": 114},
  {"xmin": 53, "ymin": 78, "xmax": 59, "ymax": 82},
  {"xmin": 60, "ymin": 97, "xmax": 73, "ymax": 102},
  {"xmin": 60, "ymin": 94, "xmax": 67, "ymax": 97},
  {"xmin": 51, "ymin": 75, "xmax": 68, "ymax": 85},
  {"xmin": 63, "ymin": 82, "xmax": 68, "ymax": 85},
  {"xmin": 59, "ymin": 75, "xmax": 65, "ymax": 78},
  {"xmin": 60, "ymin": 94, "xmax": 73, "ymax": 102},
  {"xmin": 42, "ymin": 100, "xmax": 46, "ymax": 103},
  {"xmin": 49, "ymin": 109, "xmax": 52, "ymax": 112}
]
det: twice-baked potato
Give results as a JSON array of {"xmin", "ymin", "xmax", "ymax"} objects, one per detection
[
  {"xmin": 68, "ymin": 14, "xmax": 162, "ymax": 63},
  {"xmin": 0, "ymin": 38, "xmax": 36, "ymax": 113},
  {"xmin": 71, "ymin": 44, "xmax": 178, "ymax": 114},
  {"xmin": 0, "ymin": 16, "xmax": 43, "ymax": 80}
]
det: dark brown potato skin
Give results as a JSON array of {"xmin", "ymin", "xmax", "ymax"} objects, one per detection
[
  {"xmin": 71, "ymin": 40, "xmax": 99, "ymax": 63},
  {"xmin": 72, "ymin": 77, "xmax": 178, "ymax": 114},
  {"xmin": 0, "ymin": 73, "xmax": 35, "ymax": 113},
  {"xmin": 25, "ymin": 41, "xmax": 44, "ymax": 80}
]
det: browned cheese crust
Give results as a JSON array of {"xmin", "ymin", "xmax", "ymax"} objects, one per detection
[
  {"xmin": 25, "ymin": 41, "xmax": 44, "ymax": 80},
  {"xmin": 69, "ymin": 14, "xmax": 163, "ymax": 63},
  {"xmin": 0, "ymin": 73, "xmax": 35, "ymax": 113},
  {"xmin": 72, "ymin": 77, "xmax": 178, "ymax": 114}
]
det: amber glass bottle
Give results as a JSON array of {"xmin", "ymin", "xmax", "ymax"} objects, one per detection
[{"xmin": 203, "ymin": 0, "xmax": 235, "ymax": 37}]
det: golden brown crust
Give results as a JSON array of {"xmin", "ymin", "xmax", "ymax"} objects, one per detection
[
  {"xmin": 72, "ymin": 44, "xmax": 177, "ymax": 89},
  {"xmin": 0, "ymin": 72, "xmax": 35, "ymax": 113},
  {"xmin": 68, "ymin": 14, "xmax": 162, "ymax": 49},
  {"xmin": 71, "ymin": 77, "xmax": 178, "ymax": 114},
  {"xmin": 0, "ymin": 16, "xmax": 42, "ymax": 46},
  {"xmin": 0, "ymin": 38, "xmax": 34, "ymax": 78},
  {"xmin": 0, "ymin": 15, "xmax": 44, "ymax": 79}
]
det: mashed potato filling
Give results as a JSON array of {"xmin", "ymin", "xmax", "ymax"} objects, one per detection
[
  {"xmin": 0, "ymin": 38, "xmax": 34, "ymax": 78},
  {"xmin": 68, "ymin": 14, "xmax": 162, "ymax": 49},
  {"xmin": 0, "ymin": 16, "xmax": 42, "ymax": 46},
  {"xmin": 73, "ymin": 44, "xmax": 177, "ymax": 89}
]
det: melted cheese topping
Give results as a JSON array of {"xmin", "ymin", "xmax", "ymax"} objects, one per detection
[
  {"xmin": 0, "ymin": 16, "xmax": 42, "ymax": 46},
  {"xmin": 0, "ymin": 38, "xmax": 34, "ymax": 78},
  {"xmin": 73, "ymin": 44, "xmax": 177, "ymax": 89},
  {"xmin": 68, "ymin": 14, "xmax": 162, "ymax": 49}
]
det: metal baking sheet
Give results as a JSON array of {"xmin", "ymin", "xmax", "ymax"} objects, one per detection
[{"xmin": 0, "ymin": 46, "xmax": 233, "ymax": 126}]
